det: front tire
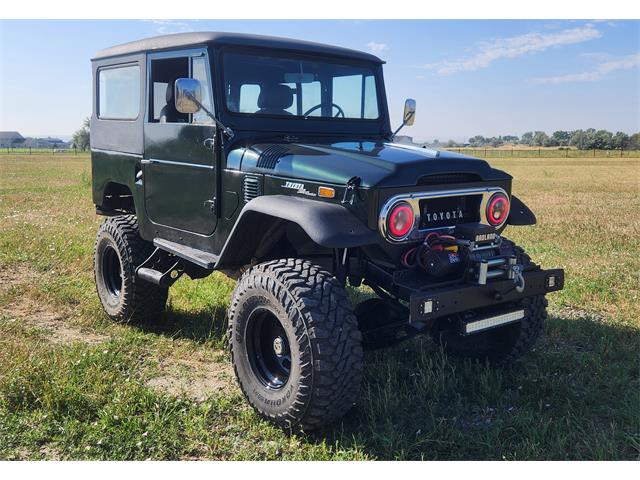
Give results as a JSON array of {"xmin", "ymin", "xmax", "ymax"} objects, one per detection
[
  {"xmin": 94, "ymin": 215, "xmax": 168, "ymax": 323},
  {"xmin": 432, "ymin": 243, "xmax": 548, "ymax": 364},
  {"xmin": 228, "ymin": 259, "xmax": 363, "ymax": 431},
  {"xmin": 433, "ymin": 295, "xmax": 548, "ymax": 364}
]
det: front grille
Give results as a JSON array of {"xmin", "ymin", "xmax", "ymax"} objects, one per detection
[
  {"xmin": 419, "ymin": 194, "xmax": 481, "ymax": 229},
  {"xmin": 417, "ymin": 173, "xmax": 481, "ymax": 186},
  {"xmin": 242, "ymin": 175, "xmax": 262, "ymax": 203}
]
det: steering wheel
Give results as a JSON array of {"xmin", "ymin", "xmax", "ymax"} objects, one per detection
[{"xmin": 303, "ymin": 103, "xmax": 345, "ymax": 119}]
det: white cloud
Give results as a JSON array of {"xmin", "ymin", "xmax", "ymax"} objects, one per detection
[
  {"xmin": 532, "ymin": 53, "xmax": 640, "ymax": 84},
  {"xmin": 422, "ymin": 25, "xmax": 602, "ymax": 75},
  {"xmin": 142, "ymin": 20, "xmax": 194, "ymax": 34},
  {"xmin": 367, "ymin": 41, "xmax": 389, "ymax": 54}
]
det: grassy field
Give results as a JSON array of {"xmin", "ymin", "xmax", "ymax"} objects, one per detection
[{"xmin": 0, "ymin": 154, "xmax": 638, "ymax": 460}]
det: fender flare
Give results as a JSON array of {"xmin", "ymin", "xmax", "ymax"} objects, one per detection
[
  {"xmin": 215, "ymin": 195, "xmax": 377, "ymax": 269},
  {"xmin": 507, "ymin": 195, "xmax": 537, "ymax": 226}
]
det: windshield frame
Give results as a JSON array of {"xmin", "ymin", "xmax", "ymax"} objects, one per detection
[{"xmin": 215, "ymin": 46, "xmax": 391, "ymax": 136}]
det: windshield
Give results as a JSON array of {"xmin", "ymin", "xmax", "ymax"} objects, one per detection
[{"xmin": 223, "ymin": 51, "xmax": 380, "ymax": 120}]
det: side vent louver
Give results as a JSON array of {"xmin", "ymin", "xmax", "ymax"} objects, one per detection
[{"xmin": 242, "ymin": 175, "xmax": 262, "ymax": 203}]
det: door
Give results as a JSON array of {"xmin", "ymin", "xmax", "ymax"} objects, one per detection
[{"xmin": 142, "ymin": 49, "xmax": 218, "ymax": 236}]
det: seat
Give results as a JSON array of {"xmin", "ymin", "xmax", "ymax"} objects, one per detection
[
  {"xmin": 256, "ymin": 84, "xmax": 294, "ymax": 116},
  {"xmin": 159, "ymin": 81, "xmax": 187, "ymax": 123}
]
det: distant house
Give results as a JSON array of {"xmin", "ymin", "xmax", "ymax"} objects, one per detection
[
  {"xmin": 0, "ymin": 131, "xmax": 25, "ymax": 147},
  {"xmin": 23, "ymin": 136, "xmax": 69, "ymax": 148}
]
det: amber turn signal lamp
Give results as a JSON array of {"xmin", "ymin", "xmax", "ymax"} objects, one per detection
[{"xmin": 318, "ymin": 186, "xmax": 335, "ymax": 198}]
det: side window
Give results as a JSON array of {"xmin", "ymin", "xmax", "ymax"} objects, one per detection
[
  {"xmin": 98, "ymin": 65, "xmax": 140, "ymax": 120},
  {"xmin": 238, "ymin": 84, "xmax": 260, "ymax": 113},
  {"xmin": 149, "ymin": 56, "xmax": 189, "ymax": 123},
  {"xmin": 282, "ymin": 83, "xmax": 298, "ymax": 115},
  {"xmin": 191, "ymin": 56, "xmax": 214, "ymax": 124},
  {"xmin": 149, "ymin": 54, "xmax": 214, "ymax": 124}
]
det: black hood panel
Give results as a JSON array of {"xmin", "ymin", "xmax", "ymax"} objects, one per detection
[{"xmin": 235, "ymin": 141, "xmax": 509, "ymax": 188}]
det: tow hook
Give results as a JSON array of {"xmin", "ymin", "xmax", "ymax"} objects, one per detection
[{"xmin": 503, "ymin": 262, "xmax": 525, "ymax": 293}]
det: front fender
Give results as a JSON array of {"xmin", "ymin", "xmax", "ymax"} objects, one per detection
[
  {"xmin": 215, "ymin": 195, "xmax": 377, "ymax": 269},
  {"xmin": 507, "ymin": 195, "xmax": 537, "ymax": 226}
]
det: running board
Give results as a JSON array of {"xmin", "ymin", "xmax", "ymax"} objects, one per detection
[{"xmin": 153, "ymin": 238, "xmax": 218, "ymax": 270}]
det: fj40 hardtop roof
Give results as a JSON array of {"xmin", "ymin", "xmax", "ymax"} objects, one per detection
[{"xmin": 93, "ymin": 31, "xmax": 385, "ymax": 63}]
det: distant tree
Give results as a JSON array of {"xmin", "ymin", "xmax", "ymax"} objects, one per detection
[
  {"xmin": 445, "ymin": 139, "xmax": 458, "ymax": 148},
  {"xmin": 611, "ymin": 132, "xmax": 630, "ymax": 150},
  {"xmin": 501, "ymin": 135, "xmax": 519, "ymax": 144},
  {"xmin": 592, "ymin": 129, "xmax": 614, "ymax": 149},
  {"xmin": 551, "ymin": 130, "xmax": 571, "ymax": 146},
  {"xmin": 531, "ymin": 131, "xmax": 549, "ymax": 147},
  {"xmin": 520, "ymin": 132, "xmax": 534, "ymax": 145},
  {"xmin": 468, "ymin": 135, "xmax": 486, "ymax": 147},
  {"xmin": 487, "ymin": 137, "xmax": 503, "ymax": 147},
  {"xmin": 629, "ymin": 132, "xmax": 640, "ymax": 150},
  {"xmin": 570, "ymin": 130, "xmax": 587, "ymax": 150},
  {"xmin": 72, "ymin": 117, "xmax": 90, "ymax": 151}
]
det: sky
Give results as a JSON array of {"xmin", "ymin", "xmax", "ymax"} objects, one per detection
[{"xmin": 0, "ymin": 19, "xmax": 638, "ymax": 143}]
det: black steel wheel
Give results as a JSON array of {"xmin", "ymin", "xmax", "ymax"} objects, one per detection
[
  {"xmin": 94, "ymin": 215, "xmax": 168, "ymax": 323},
  {"xmin": 101, "ymin": 245, "xmax": 123, "ymax": 298},
  {"xmin": 228, "ymin": 259, "xmax": 363, "ymax": 431},
  {"xmin": 246, "ymin": 307, "xmax": 292, "ymax": 389}
]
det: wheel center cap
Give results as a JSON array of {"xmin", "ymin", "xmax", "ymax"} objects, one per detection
[{"xmin": 273, "ymin": 336, "xmax": 285, "ymax": 357}]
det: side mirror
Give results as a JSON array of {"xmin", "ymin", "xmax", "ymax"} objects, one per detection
[
  {"xmin": 403, "ymin": 98, "xmax": 416, "ymax": 126},
  {"xmin": 175, "ymin": 78, "xmax": 202, "ymax": 114}
]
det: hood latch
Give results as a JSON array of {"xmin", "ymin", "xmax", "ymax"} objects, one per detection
[{"xmin": 342, "ymin": 176, "xmax": 362, "ymax": 205}]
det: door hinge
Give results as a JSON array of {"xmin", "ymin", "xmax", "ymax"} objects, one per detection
[{"xmin": 204, "ymin": 198, "xmax": 216, "ymax": 212}]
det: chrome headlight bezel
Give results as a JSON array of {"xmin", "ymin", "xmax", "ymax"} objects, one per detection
[{"xmin": 378, "ymin": 187, "xmax": 510, "ymax": 243}]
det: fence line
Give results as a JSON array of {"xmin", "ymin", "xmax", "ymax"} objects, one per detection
[
  {"xmin": 443, "ymin": 148, "xmax": 640, "ymax": 158},
  {"xmin": 0, "ymin": 146, "xmax": 87, "ymax": 155},
  {"xmin": 1, "ymin": 146, "xmax": 639, "ymax": 158}
]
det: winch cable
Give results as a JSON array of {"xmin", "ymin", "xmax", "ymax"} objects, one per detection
[{"xmin": 401, "ymin": 232, "xmax": 458, "ymax": 269}]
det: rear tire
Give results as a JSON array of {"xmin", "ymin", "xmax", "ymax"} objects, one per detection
[
  {"xmin": 94, "ymin": 215, "xmax": 168, "ymax": 323},
  {"xmin": 228, "ymin": 259, "xmax": 363, "ymax": 431}
]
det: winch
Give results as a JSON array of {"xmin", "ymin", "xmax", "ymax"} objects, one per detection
[{"xmin": 401, "ymin": 223, "xmax": 526, "ymax": 292}]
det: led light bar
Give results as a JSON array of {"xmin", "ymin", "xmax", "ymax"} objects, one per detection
[{"xmin": 464, "ymin": 309, "xmax": 525, "ymax": 334}]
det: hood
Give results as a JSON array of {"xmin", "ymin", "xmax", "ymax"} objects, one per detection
[{"xmin": 234, "ymin": 141, "xmax": 508, "ymax": 188}]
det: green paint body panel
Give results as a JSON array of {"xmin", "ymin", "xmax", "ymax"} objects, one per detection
[{"xmin": 90, "ymin": 34, "xmax": 515, "ymax": 268}]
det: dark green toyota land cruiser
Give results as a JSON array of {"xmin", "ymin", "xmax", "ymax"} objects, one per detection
[{"xmin": 91, "ymin": 32, "xmax": 564, "ymax": 431}]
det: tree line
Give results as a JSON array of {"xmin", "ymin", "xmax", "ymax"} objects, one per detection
[
  {"xmin": 71, "ymin": 118, "xmax": 90, "ymax": 151},
  {"xmin": 463, "ymin": 130, "xmax": 640, "ymax": 150}
]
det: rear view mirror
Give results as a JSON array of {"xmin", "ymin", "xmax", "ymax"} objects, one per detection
[
  {"xmin": 283, "ymin": 72, "xmax": 315, "ymax": 84},
  {"xmin": 175, "ymin": 78, "xmax": 202, "ymax": 114},
  {"xmin": 403, "ymin": 98, "xmax": 416, "ymax": 126}
]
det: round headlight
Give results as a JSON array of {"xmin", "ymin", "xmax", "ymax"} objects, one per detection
[
  {"xmin": 387, "ymin": 202, "xmax": 414, "ymax": 238},
  {"xmin": 486, "ymin": 193, "xmax": 510, "ymax": 226}
]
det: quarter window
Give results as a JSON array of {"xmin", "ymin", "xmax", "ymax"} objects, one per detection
[{"xmin": 98, "ymin": 65, "xmax": 140, "ymax": 120}]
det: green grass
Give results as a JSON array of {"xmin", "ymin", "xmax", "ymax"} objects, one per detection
[{"xmin": 0, "ymin": 154, "xmax": 638, "ymax": 460}]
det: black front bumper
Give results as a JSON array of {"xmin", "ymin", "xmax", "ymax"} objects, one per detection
[{"xmin": 409, "ymin": 268, "xmax": 564, "ymax": 323}]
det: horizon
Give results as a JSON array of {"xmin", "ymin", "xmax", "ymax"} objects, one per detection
[{"xmin": 1, "ymin": 19, "xmax": 639, "ymax": 142}]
